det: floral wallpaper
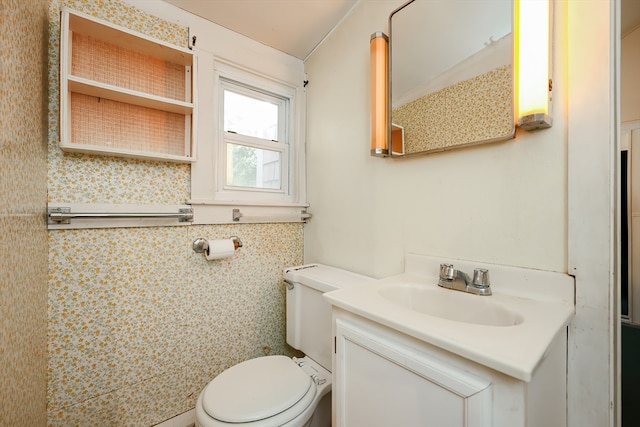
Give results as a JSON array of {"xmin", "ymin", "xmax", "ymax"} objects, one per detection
[
  {"xmin": 47, "ymin": 223, "xmax": 303, "ymax": 426},
  {"xmin": 393, "ymin": 65, "xmax": 514, "ymax": 154},
  {"xmin": 46, "ymin": 1, "xmax": 304, "ymax": 425},
  {"xmin": 1, "ymin": 0, "xmax": 49, "ymax": 425}
]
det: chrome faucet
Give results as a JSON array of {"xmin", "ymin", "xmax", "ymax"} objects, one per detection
[
  {"xmin": 438, "ymin": 264, "xmax": 471, "ymax": 292},
  {"xmin": 438, "ymin": 263, "xmax": 492, "ymax": 296}
]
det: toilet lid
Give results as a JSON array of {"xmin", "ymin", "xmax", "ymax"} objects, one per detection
[{"xmin": 202, "ymin": 355, "xmax": 313, "ymax": 423}]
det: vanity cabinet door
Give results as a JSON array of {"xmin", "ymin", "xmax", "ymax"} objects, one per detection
[{"xmin": 334, "ymin": 316, "xmax": 492, "ymax": 427}]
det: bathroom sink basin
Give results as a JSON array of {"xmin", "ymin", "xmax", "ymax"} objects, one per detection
[
  {"xmin": 324, "ymin": 254, "xmax": 575, "ymax": 381},
  {"xmin": 378, "ymin": 283, "xmax": 524, "ymax": 327}
]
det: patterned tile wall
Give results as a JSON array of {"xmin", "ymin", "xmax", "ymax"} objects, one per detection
[
  {"xmin": 46, "ymin": 1, "xmax": 305, "ymax": 425},
  {"xmin": 393, "ymin": 65, "xmax": 514, "ymax": 154},
  {"xmin": 0, "ymin": 0, "xmax": 50, "ymax": 425}
]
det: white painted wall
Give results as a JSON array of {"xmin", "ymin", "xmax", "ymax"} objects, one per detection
[
  {"xmin": 305, "ymin": 0, "xmax": 616, "ymax": 426},
  {"xmin": 565, "ymin": 0, "xmax": 617, "ymax": 425},
  {"xmin": 622, "ymin": 26, "xmax": 640, "ymax": 123}
]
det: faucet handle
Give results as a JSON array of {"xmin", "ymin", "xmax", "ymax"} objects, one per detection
[
  {"xmin": 439, "ymin": 263, "xmax": 455, "ymax": 280},
  {"xmin": 472, "ymin": 268, "xmax": 491, "ymax": 287}
]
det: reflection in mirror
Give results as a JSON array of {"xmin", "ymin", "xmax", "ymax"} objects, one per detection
[{"xmin": 390, "ymin": 0, "xmax": 515, "ymax": 156}]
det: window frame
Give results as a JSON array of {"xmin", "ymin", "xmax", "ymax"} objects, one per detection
[{"xmin": 190, "ymin": 54, "xmax": 307, "ymax": 223}]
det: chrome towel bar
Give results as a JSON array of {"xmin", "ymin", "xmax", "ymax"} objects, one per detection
[{"xmin": 48, "ymin": 207, "xmax": 193, "ymax": 224}]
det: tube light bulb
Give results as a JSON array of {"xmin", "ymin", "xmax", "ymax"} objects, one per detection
[
  {"xmin": 370, "ymin": 32, "xmax": 390, "ymax": 156},
  {"xmin": 515, "ymin": 0, "xmax": 552, "ymax": 130}
]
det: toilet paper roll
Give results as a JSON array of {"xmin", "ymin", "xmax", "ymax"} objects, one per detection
[{"xmin": 205, "ymin": 238, "xmax": 236, "ymax": 260}]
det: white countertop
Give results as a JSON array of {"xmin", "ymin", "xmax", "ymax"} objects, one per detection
[{"xmin": 323, "ymin": 254, "xmax": 575, "ymax": 382}]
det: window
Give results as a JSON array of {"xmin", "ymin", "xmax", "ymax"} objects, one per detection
[{"xmin": 221, "ymin": 79, "xmax": 288, "ymax": 193}]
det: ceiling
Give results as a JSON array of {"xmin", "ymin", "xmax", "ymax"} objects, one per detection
[
  {"xmin": 162, "ymin": 0, "xmax": 640, "ymax": 60},
  {"xmin": 162, "ymin": 0, "xmax": 358, "ymax": 60}
]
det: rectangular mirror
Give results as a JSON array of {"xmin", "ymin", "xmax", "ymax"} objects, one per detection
[{"xmin": 390, "ymin": 0, "xmax": 515, "ymax": 156}]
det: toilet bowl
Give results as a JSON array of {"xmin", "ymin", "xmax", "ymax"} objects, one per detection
[
  {"xmin": 195, "ymin": 264, "xmax": 374, "ymax": 427},
  {"xmin": 196, "ymin": 356, "xmax": 330, "ymax": 427}
]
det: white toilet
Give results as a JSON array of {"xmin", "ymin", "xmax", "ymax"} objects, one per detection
[{"xmin": 195, "ymin": 264, "xmax": 374, "ymax": 427}]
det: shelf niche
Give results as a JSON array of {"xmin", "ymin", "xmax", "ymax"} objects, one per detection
[{"xmin": 60, "ymin": 8, "xmax": 197, "ymax": 163}]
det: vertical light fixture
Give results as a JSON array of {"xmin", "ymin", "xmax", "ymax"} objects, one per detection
[
  {"xmin": 370, "ymin": 31, "xmax": 390, "ymax": 156},
  {"xmin": 514, "ymin": 0, "xmax": 552, "ymax": 130}
]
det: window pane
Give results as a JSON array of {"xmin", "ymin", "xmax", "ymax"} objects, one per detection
[
  {"xmin": 224, "ymin": 90, "xmax": 279, "ymax": 141},
  {"xmin": 226, "ymin": 143, "xmax": 281, "ymax": 190}
]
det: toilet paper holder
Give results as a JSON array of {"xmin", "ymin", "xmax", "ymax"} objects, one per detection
[{"xmin": 192, "ymin": 236, "xmax": 243, "ymax": 254}]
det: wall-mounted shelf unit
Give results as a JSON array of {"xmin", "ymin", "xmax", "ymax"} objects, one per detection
[{"xmin": 59, "ymin": 8, "xmax": 197, "ymax": 163}]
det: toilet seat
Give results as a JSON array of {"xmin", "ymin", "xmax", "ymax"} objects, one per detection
[{"xmin": 200, "ymin": 355, "xmax": 319, "ymax": 426}]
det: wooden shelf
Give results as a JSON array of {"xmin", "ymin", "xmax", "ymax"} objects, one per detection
[
  {"xmin": 67, "ymin": 76, "xmax": 194, "ymax": 115},
  {"xmin": 66, "ymin": 8, "xmax": 192, "ymax": 66},
  {"xmin": 56, "ymin": 142, "xmax": 196, "ymax": 163},
  {"xmin": 59, "ymin": 8, "xmax": 197, "ymax": 163}
]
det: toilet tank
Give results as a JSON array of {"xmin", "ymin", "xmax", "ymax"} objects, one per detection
[{"xmin": 284, "ymin": 264, "xmax": 374, "ymax": 371}]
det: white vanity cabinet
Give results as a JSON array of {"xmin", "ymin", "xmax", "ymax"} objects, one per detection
[{"xmin": 332, "ymin": 309, "xmax": 568, "ymax": 427}]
